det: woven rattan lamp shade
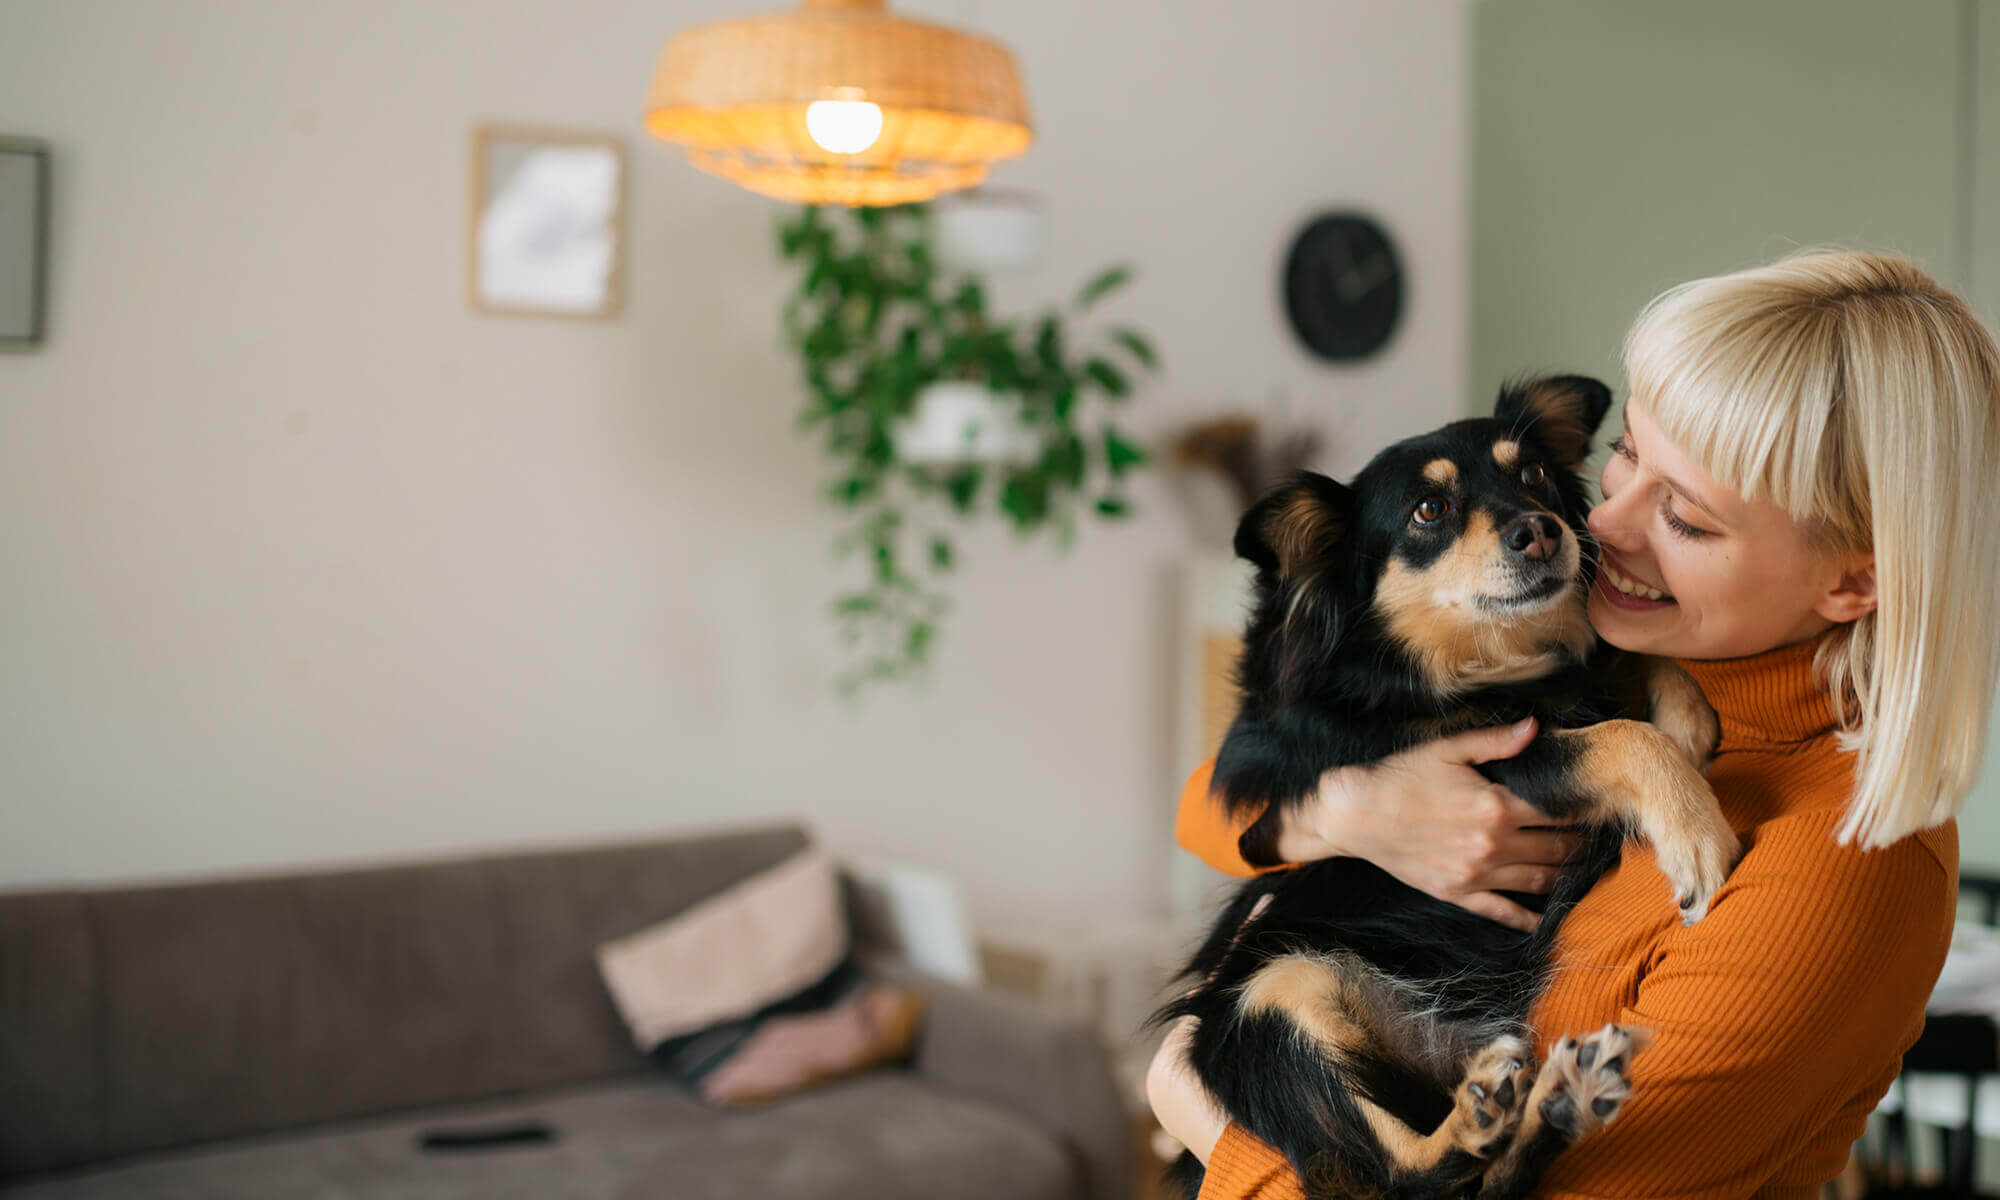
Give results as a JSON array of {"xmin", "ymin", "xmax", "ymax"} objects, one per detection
[{"xmin": 644, "ymin": 0, "xmax": 1032, "ymax": 206}]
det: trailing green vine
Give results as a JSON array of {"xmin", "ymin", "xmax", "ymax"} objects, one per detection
[{"xmin": 776, "ymin": 203, "xmax": 1157, "ymax": 694}]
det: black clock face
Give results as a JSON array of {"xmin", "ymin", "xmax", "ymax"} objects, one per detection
[{"xmin": 1283, "ymin": 212, "xmax": 1404, "ymax": 362}]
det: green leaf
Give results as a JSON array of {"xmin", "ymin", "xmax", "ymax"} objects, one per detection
[
  {"xmin": 1103, "ymin": 428, "xmax": 1149, "ymax": 478},
  {"xmin": 1075, "ymin": 265, "xmax": 1132, "ymax": 310},
  {"xmin": 834, "ymin": 592, "xmax": 880, "ymax": 614},
  {"xmin": 930, "ymin": 537, "xmax": 954, "ymax": 570},
  {"xmin": 1109, "ymin": 327, "xmax": 1158, "ymax": 369},
  {"xmin": 1084, "ymin": 358, "xmax": 1130, "ymax": 397},
  {"xmin": 952, "ymin": 280, "xmax": 986, "ymax": 316},
  {"xmin": 1034, "ymin": 316, "xmax": 1064, "ymax": 372},
  {"xmin": 906, "ymin": 621, "xmax": 935, "ymax": 661},
  {"xmin": 1096, "ymin": 496, "xmax": 1131, "ymax": 518},
  {"xmin": 1043, "ymin": 434, "xmax": 1087, "ymax": 489},
  {"xmin": 999, "ymin": 471, "xmax": 1049, "ymax": 529},
  {"xmin": 1051, "ymin": 381, "xmax": 1077, "ymax": 424},
  {"xmin": 861, "ymin": 426, "xmax": 895, "ymax": 468},
  {"xmin": 829, "ymin": 475, "xmax": 878, "ymax": 506},
  {"xmin": 945, "ymin": 465, "xmax": 983, "ymax": 512}
]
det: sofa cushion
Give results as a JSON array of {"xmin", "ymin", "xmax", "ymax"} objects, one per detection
[
  {"xmin": 0, "ymin": 1073, "xmax": 1081, "ymax": 1200},
  {"xmin": 595, "ymin": 845, "xmax": 847, "ymax": 1050}
]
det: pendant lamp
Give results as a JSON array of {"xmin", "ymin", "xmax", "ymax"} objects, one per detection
[{"xmin": 643, "ymin": 0, "xmax": 1033, "ymax": 207}]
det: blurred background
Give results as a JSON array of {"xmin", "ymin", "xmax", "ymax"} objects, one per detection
[{"xmin": 3, "ymin": 1, "xmax": 1999, "ymax": 1197}]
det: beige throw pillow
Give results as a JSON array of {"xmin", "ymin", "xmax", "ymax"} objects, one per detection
[{"xmin": 595, "ymin": 845, "xmax": 848, "ymax": 1051}]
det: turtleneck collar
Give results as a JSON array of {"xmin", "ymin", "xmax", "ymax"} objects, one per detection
[{"xmin": 1676, "ymin": 633, "xmax": 1843, "ymax": 752}]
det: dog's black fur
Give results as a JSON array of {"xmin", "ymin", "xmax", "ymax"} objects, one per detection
[{"xmin": 1160, "ymin": 377, "xmax": 1736, "ymax": 1200}]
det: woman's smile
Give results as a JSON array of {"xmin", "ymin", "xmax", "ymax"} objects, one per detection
[{"xmin": 1595, "ymin": 550, "xmax": 1675, "ymax": 608}]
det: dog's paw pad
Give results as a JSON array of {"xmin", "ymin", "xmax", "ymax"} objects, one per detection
[
  {"xmin": 1537, "ymin": 1025, "xmax": 1646, "ymax": 1140},
  {"xmin": 1455, "ymin": 1036, "xmax": 1536, "ymax": 1157}
]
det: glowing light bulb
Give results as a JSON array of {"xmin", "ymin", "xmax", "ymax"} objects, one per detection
[{"xmin": 805, "ymin": 99, "xmax": 884, "ymax": 155}]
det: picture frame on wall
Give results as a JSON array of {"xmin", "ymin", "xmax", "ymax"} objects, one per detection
[
  {"xmin": 0, "ymin": 136, "xmax": 50, "ymax": 349},
  {"xmin": 468, "ymin": 124, "xmax": 626, "ymax": 320}
]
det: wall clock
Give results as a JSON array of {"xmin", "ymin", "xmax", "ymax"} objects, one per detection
[{"xmin": 1282, "ymin": 211, "xmax": 1404, "ymax": 362}]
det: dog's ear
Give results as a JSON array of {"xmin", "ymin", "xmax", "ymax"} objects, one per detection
[
  {"xmin": 1234, "ymin": 472, "xmax": 1352, "ymax": 577},
  {"xmin": 1494, "ymin": 375, "xmax": 1612, "ymax": 470}
]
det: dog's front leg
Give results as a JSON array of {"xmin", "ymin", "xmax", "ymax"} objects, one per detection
[{"xmin": 1476, "ymin": 721, "xmax": 1739, "ymax": 923}]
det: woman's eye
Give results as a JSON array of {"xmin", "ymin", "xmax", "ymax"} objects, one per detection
[
  {"xmin": 1662, "ymin": 500, "xmax": 1716, "ymax": 540},
  {"xmin": 1413, "ymin": 496, "xmax": 1448, "ymax": 525},
  {"xmin": 1520, "ymin": 463, "xmax": 1546, "ymax": 487}
]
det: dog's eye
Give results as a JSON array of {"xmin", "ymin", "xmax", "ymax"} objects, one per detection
[
  {"xmin": 1413, "ymin": 496, "xmax": 1449, "ymax": 525},
  {"xmin": 1520, "ymin": 464, "xmax": 1546, "ymax": 487}
]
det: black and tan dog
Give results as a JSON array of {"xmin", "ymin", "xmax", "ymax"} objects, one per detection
[{"xmin": 1161, "ymin": 376, "xmax": 1739, "ymax": 1200}]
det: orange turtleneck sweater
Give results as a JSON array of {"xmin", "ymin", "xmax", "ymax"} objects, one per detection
[{"xmin": 1174, "ymin": 638, "xmax": 1957, "ymax": 1200}]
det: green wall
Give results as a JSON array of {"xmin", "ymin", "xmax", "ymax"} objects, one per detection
[{"xmin": 1473, "ymin": 0, "xmax": 2000, "ymax": 871}]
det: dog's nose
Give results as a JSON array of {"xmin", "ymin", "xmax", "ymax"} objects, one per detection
[{"xmin": 1503, "ymin": 514, "xmax": 1562, "ymax": 561}]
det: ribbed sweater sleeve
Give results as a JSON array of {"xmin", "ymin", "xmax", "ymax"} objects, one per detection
[
  {"xmin": 1531, "ymin": 812, "xmax": 1953, "ymax": 1200},
  {"xmin": 1175, "ymin": 759, "xmax": 1281, "ymax": 879},
  {"xmin": 1197, "ymin": 1124, "xmax": 1306, "ymax": 1200}
]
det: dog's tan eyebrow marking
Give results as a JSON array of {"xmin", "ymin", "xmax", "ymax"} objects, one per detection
[
  {"xmin": 1492, "ymin": 440, "xmax": 1520, "ymax": 469},
  {"xmin": 1422, "ymin": 459, "xmax": 1457, "ymax": 485}
]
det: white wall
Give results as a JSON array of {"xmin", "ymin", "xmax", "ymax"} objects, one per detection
[{"xmin": 0, "ymin": 0, "xmax": 1465, "ymax": 923}]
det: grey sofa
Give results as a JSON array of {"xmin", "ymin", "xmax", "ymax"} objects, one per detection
[{"xmin": 0, "ymin": 825, "xmax": 1133, "ymax": 1199}]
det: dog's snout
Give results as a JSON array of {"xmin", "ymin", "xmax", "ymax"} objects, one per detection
[{"xmin": 1503, "ymin": 514, "xmax": 1562, "ymax": 561}]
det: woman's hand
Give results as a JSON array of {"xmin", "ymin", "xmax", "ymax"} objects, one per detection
[
  {"xmin": 1147, "ymin": 1015, "xmax": 1231, "ymax": 1165},
  {"xmin": 1277, "ymin": 718, "xmax": 1579, "ymax": 933}
]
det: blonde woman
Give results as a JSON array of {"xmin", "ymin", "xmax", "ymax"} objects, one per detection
[{"xmin": 1151, "ymin": 250, "xmax": 2000, "ymax": 1200}]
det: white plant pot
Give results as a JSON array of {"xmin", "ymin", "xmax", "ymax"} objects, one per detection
[{"xmin": 896, "ymin": 380, "xmax": 1040, "ymax": 465}]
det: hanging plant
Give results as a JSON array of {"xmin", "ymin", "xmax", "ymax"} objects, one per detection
[{"xmin": 777, "ymin": 203, "xmax": 1158, "ymax": 694}]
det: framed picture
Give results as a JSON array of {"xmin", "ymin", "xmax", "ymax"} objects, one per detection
[
  {"xmin": 0, "ymin": 136, "xmax": 50, "ymax": 348},
  {"xmin": 468, "ymin": 124, "xmax": 625, "ymax": 319}
]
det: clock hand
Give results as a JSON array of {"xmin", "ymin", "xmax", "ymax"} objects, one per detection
[{"xmin": 1347, "ymin": 252, "xmax": 1395, "ymax": 297}]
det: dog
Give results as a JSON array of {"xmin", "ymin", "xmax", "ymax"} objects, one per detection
[{"xmin": 1160, "ymin": 376, "xmax": 1740, "ymax": 1200}]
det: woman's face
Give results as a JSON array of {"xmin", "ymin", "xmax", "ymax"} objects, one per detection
[{"xmin": 1585, "ymin": 401, "xmax": 1868, "ymax": 660}]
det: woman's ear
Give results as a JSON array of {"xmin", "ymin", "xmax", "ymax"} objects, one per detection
[{"xmin": 1813, "ymin": 556, "xmax": 1878, "ymax": 625}]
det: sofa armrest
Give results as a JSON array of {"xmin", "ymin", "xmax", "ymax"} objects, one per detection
[{"xmin": 868, "ymin": 956, "xmax": 1134, "ymax": 1200}]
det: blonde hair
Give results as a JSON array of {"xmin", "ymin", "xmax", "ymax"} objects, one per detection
[{"xmin": 1623, "ymin": 249, "xmax": 2000, "ymax": 849}]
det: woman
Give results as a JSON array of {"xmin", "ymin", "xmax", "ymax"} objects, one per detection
[{"xmin": 1150, "ymin": 250, "xmax": 2000, "ymax": 1200}]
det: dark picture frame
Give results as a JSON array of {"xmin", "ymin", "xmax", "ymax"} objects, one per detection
[{"xmin": 0, "ymin": 136, "xmax": 51, "ymax": 349}]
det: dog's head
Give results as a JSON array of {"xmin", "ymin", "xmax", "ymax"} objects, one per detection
[{"xmin": 1234, "ymin": 375, "xmax": 1611, "ymax": 704}]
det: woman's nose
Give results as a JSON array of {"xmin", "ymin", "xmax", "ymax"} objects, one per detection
[{"xmin": 1588, "ymin": 483, "xmax": 1645, "ymax": 551}]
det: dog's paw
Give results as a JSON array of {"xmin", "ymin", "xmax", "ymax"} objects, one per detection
[
  {"xmin": 1452, "ymin": 1036, "xmax": 1536, "ymax": 1158},
  {"xmin": 1657, "ymin": 807, "xmax": 1739, "ymax": 924},
  {"xmin": 1535, "ymin": 1025, "xmax": 1650, "ymax": 1141}
]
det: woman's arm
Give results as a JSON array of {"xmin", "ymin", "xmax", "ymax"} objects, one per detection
[
  {"xmin": 1177, "ymin": 719, "xmax": 1574, "ymax": 932},
  {"xmin": 1530, "ymin": 818, "xmax": 1954, "ymax": 1199},
  {"xmin": 1158, "ymin": 817, "xmax": 1957, "ymax": 1200}
]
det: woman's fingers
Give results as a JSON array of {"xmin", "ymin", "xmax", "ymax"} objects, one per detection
[
  {"xmin": 1147, "ymin": 1015, "xmax": 1232, "ymax": 1165},
  {"xmin": 1482, "ymin": 863, "xmax": 1562, "ymax": 895},
  {"xmin": 1504, "ymin": 828, "xmax": 1584, "ymax": 866},
  {"xmin": 1495, "ymin": 791, "xmax": 1556, "ymax": 829},
  {"xmin": 1445, "ymin": 717, "xmax": 1538, "ymax": 765},
  {"xmin": 1456, "ymin": 890, "xmax": 1541, "ymax": 934}
]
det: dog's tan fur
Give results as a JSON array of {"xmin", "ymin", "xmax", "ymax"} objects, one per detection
[
  {"xmin": 1550, "ymin": 720, "xmax": 1739, "ymax": 921},
  {"xmin": 1374, "ymin": 512, "xmax": 1596, "ymax": 695}
]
